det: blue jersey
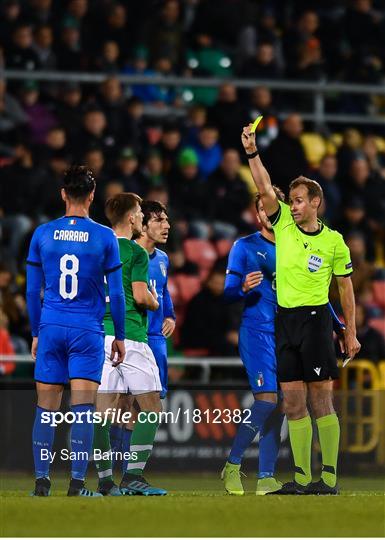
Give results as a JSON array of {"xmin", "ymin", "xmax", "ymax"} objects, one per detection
[
  {"xmin": 224, "ymin": 232, "xmax": 276, "ymax": 333},
  {"xmin": 26, "ymin": 216, "xmax": 122, "ymax": 334},
  {"xmin": 147, "ymin": 248, "xmax": 175, "ymax": 337}
]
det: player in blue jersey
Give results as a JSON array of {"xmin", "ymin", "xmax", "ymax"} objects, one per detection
[
  {"xmin": 137, "ymin": 200, "xmax": 176, "ymax": 398},
  {"xmin": 221, "ymin": 186, "xmax": 285, "ymax": 496},
  {"xmin": 26, "ymin": 166, "xmax": 126, "ymax": 497},
  {"xmin": 221, "ymin": 186, "xmax": 346, "ymax": 495}
]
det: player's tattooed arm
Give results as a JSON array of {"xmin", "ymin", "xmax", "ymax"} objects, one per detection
[
  {"xmin": 132, "ymin": 281, "xmax": 159, "ymax": 311},
  {"xmin": 241, "ymin": 124, "xmax": 279, "ymax": 216}
]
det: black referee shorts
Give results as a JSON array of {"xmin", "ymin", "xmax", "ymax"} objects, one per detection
[{"xmin": 275, "ymin": 304, "xmax": 339, "ymax": 383}]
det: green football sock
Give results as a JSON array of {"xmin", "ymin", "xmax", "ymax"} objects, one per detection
[
  {"xmin": 288, "ymin": 416, "xmax": 313, "ymax": 486},
  {"xmin": 316, "ymin": 413, "xmax": 340, "ymax": 488},
  {"xmin": 125, "ymin": 412, "xmax": 159, "ymax": 476},
  {"xmin": 93, "ymin": 419, "xmax": 113, "ymax": 484}
]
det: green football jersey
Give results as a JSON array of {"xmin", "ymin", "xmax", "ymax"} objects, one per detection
[
  {"xmin": 104, "ymin": 238, "xmax": 149, "ymax": 342},
  {"xmin": 271, "ymin": 200, "xmax": 352, "ymax": 308}
]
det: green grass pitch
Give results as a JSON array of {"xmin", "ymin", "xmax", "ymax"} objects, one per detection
[{"xmin": 1, "ymin": 473, "xmax": 384, "ymax": 537}]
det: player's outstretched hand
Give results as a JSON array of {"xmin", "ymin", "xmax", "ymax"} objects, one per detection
[
  {"xmin": 110, "ymin": 339, "xmax": 125, "ymax": 366},
  {"xmin": 31, "ymin": 337, "xmax": 38, "ymax": 360},
  {"xmin": 342, "ymin": 330, "xmax": 361, "ymax": 366},
  {"xmin": 242, "ymin": 271, "xmax": 263, "ymax": 293},
  {"xmin": 241, "ymin": 124, "xmax": 257, "ymax": 153},
  {"xmin": 162, "ymin": 317, "xmax": 176, "ymax": 338}
]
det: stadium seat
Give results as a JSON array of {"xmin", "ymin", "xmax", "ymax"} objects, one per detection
[
  {"xmin": 173, "ymin": 274, "xmax": 202, "ymax": 304},
  {"xmin": 183, "ymin": 239, "xmax": 218, "ymax": 273},
  {"xmin": 215, "ymin": 239, "xmax": 233, "ymax": 258},
  {"xmin": 300, "ymin": 132, "xmax": 327, "ymax": 167},
  {"xmin": 369, "ymin": 318, "xmax": 385, "ymax": 338},
  {"xmin": 372, "ymin": 281, "xmax": 385, "ymax": 310}
]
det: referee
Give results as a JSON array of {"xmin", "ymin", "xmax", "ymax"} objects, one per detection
[{"xmin": 242, "ymin": 123, "xmax": 361, "ymax": 495}]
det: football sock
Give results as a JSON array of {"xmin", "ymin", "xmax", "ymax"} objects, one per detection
[
  {"xmin": 32, "ymin": 406, "xmax": 56, "ymax": 479},
  {"xmin": 316, "ymin": 413, "xmax": 340, "ymax": 488},
  {"xmin": 93, "ymin": 418, "xmax": 113, "ymax": 484},
  {"xmin": 288, "ymin": 415, "xmax": 313, "ymax": 486},
  {"xmin": 228, "ymin": 400, "xmax": 276, "ymax": 465},
  {"xmin": 70, "ymin": 403, "xmax": 94, "ymax": 481},
  {"xmin": 121, "ymin": 428, "xmax": 133, "ymax": 474},
  {"xmin": 109, "ymin": 424, "xmax": 123, "ymax": 468},
  {"xmin": 125, "ymin": 412, "xmax": 159, "ymax": 475},
  {"xmin": 258, "ymin": 411, "xmax": 284, "ymax": 478}
]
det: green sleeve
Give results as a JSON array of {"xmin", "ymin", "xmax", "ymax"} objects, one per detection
[
  {"xmin": 270, "ymin": 200, "xmax": 293, "ymax": 232},
  {"xmin": 333, "ymin": 234, "xmax": 353, "ymax": 276},
  {"xmin": 131, "ymin": 247, "xmax": 149, "ymax": 283}
]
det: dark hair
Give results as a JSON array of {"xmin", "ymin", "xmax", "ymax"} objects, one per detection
[
  {"xmin": 105, "ymin": 192, "xmax": 142, "ymax": 226},
  {"xmin": 141, "ymin": 200, "xmax": 168, "ymax": 227},
  {"xmin": 289, "ymin": 176, "xmax": 323, "ymax": 202},
  {"xmin": 62, "ymin": 165, "xmax": 95, "ymax": 199},
  {"xmin": 255, "ymin": 185, "xmax": 285, "ymax": 208}
]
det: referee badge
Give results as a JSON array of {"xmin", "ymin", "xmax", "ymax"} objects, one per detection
[{"xmin": 308, "ymin": 254, "xmax": 323, "ymax": 272}]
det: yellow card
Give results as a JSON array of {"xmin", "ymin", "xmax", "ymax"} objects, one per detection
[{"xmin": 250, "ymin": 115, "xmax": 263, "ymax": 133}]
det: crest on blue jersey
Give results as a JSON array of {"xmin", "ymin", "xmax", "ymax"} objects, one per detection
[
  {"xmin": 308, "ymin": 254, "xmax": 323, "ymax": 272},
  {"xmin": 159, "ymin": 261, "xmax": 167, "ymax": 277}
]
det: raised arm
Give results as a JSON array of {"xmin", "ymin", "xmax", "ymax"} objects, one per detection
[{"xmin": 241, "ymin": 124, "xmax": 279, "ymax": 216}]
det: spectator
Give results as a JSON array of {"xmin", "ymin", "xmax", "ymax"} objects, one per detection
[
  {"xmin": 0, "ymin": 309, "xmax": 16, "ymax": 376},
  {"xmin": 25, "ymin": 0, "xmax": 53, "ymax": 26},
  {"xmin": 313, "ymin": 155, "xmax": 341, "ymax": 226},
  {"xmin": 355, "ymin": 302, "xmax": 385, "ymax": 363},
  {"xmin": 72, "ymin": 107, "xmax": 116, "ymax": 159},
  {"xmin": 181, "ymin": 262, "xmax": 242, "ymax": 356},
  {"xmin": 362, "ymin": 135, "xmax": 385, "ymax": 179},
  {"xmin": 238, "ymin": 41, "xmax": 282, "ymax": 79},
  {"xmin": 192, "ymin": 124, "xmax": 223, "ymax": 180},
  {"xmin": 0, "ymin": 0, "xmax": 22, "ymax": 53},
  {"xmin": 93, "ymin": 40, "xmax": 120, "ymax": 73},
  {"xmin": 32, "ymin": 24, "xmax": 56, "ymax": 70},
  {"xmin": 0, "ymin": 79, "xmax": 28, "ymax": 150},
  {"xmin": 55, "ymin": 20, "xmax": 84, "ymax": 71},
  {"xmin": 208, "ymin": 83, "xmax": 246, "ymax": 151},
  {"xmin": 119, "ymin": 97, "xmax": 146, "ymax": 151},
  {"xmin": 145, "ymin": 0, "xmax": 184, "ymax": 69},
  {"xmin": 100, "ymin": 3, "xmax": 131, "ymax": 60},
  {"xmin": 0, "ymin": 263, "xmax": 29, "ymax": 353},
  {"xmin": 6, "ymin": 23, "xmax": 40, "ymax": 72},
  {"xmin": 283, "ymin": 10, "xmax": 322, "ymax": 78},
  {"xmin": 35, "ymin": 149, "xmax": 72, "ymax": 219},
  {"xmin": 142, "ymin": 149, "xmax": 165, "ymax": 188},
  {"xmin": 336, "ymin": 128, "xmax": 362, "ymax": 178},
  {"xmin": 96, "ymin": 78, "xmax": 125, "ymax": 138},
  {"xmin": 263, "ymin": 113, "xmax": 309, "ymax": 195},
  {"xmin": 169, "ymin": 148, "xmax": 209, "ymax": 236},
  {"xmin": 156, "ymin": 124, "xmax": 183, "ymax": 175},
  {"xmin": 184, "ymin": 105, "xmax": 207, "ymax": 146},
  {"xmin": 0, "ymin": 144, "xmax": 40, "ymax": 256},
  {"xmin": 247, "ymin": 86, "xmax": 279, "ymax": 150},
  {"xmin": 113, "ymin": 147, "xmax": 148, "ymax": 195},
  {"xmin": 18, "ymin": 81, "xmax": 57, "ymax": 145},
  {"xmin": 35, "ymin": 125, "xmax": 67, "ymax": 165},
  {"xmin": 208, "ymin": 149, "xmax": 253, "ymax": 237},
  {"xmin": 336, "ymin": 198, "xmax": 376, "ymax": 263},
  {"xmin": 55, "ymin": 82, "xmax": 83, "ymax": 139}
]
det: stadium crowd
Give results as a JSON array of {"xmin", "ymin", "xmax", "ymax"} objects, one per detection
[{"xmin": 1, "ymin": 0, "xmax": 385, "ymax": 378}]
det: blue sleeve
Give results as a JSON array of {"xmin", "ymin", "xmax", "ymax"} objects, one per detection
[
  {"xmin": 106, "ymin": 267, "xmax": 126, "ymax": 341},
  {"xmin": 163, "ymin": 260, "xmax": 176, "ymax": 319},
  {"xmin": 26, "ymin": 228, "xmax": 43, "ymax": 336},
  {"xmin": 104, "ymin": 231, "xmax": 122, "ymax": 274},
  {"xmin": 224, "ymin": 241, "xmax": 247, "ymax": 303},
  {"xmin": 328, "ymin": 302, "xmax": 345, "ymax": 333}
]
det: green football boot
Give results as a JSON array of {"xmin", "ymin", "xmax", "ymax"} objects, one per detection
[
  {"xmin": 221, "ymin": 462, "xmax": 245, "ymax": 495},
  {"xmin": 256, "ymin": 477, "xmax": 283, "ymax": 495}
]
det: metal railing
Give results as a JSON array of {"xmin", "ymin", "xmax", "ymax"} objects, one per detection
[{"xmin": 3, "ymin": 69, "xmax": 385, "ymax": 127}]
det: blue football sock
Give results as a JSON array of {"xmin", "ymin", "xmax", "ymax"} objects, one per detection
[
  {"xmin": 258, "ymin": 412, "xmax": 284, "ymax": 478},
  {"xmin": 110, "ymin": 424, "xmax": 123, "ymax": 468},
  {"xmin": 121, "ymin": 428, "xmax": 133, "ymax": 474},
  {"xmin": 228, "ymin": 400, "xmax": 276, "ymax": 465},
  {"xmin": 32, "ymin": 406, "xmax": 56, "ymax": 479},
  {"xmin": 70, "ymin": 403, "xmax": 95, "ymax": 481}
]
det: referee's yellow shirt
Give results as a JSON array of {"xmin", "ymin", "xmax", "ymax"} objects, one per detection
[{"xmin": 271, "ymin": 201, "xmax": 352, "ymax": 308}]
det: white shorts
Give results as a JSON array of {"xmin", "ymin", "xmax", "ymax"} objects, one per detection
[{"xmin": 99, "ymin": 336, "xmax": 161, "ymax": 395}]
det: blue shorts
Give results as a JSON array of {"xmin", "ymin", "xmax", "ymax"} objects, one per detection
[
  {"xmin": 238, "ymin": 326, "xmax": 277, "ymax": 394},
  {"xmin": 148, "ymin": 336, "xmax": 167, "ymax": 399},
  {"xmin": 35, "ymin": 324, "xmax": 105, "ymax": 385}
]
